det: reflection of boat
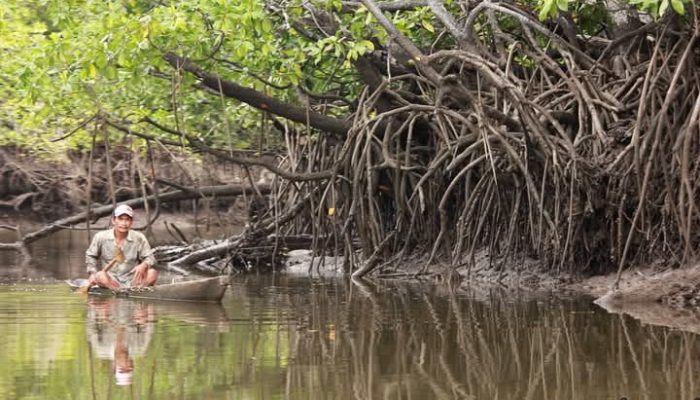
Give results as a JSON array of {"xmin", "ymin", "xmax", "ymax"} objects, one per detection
[
  {"xmin": 68, "ymin": 276, "xmax": 230, "ymax": 303},
  {"xmin": 152, "ymin": 300, "xmax": 230, "ymax": 326}
]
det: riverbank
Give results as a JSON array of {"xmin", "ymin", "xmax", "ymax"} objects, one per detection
[
  {"xmin": 3, "ymin": 149, "xmax": 699, "ymax": 334},
  {"xmin": 5, "ymin": 206, "xmax": 700, "ymax": 334},
  {"xmin": 0, "ymin": 205, "xmax": 685, "ymax": 300}
]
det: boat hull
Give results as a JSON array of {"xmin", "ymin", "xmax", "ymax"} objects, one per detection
[{"xmin": 68, "ymin": 276, "xmax": 230, "ymax": 303}]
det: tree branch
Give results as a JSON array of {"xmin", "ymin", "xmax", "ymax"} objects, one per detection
[
  {"xmin": 341, "ymin": 0, "xmax": 428, "ymax": 12},
  {"xmin": 128, "ymin": 117, "xmax": 335, "ymax": 181},
  {"xmin": 163, "ymin": 53, "xmax": 351, "ymax": 136}
]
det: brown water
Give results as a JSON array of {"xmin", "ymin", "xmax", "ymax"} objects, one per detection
[{"xmin": 0, "ymin": 230, "xmax": 698, "ymax": 399}]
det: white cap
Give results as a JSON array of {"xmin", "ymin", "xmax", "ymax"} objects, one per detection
[
  {"xmin": 113, "ymin": 204, "xmax": 134, "ymax": 218},
  {"xmin": 115, "ymin": 369, "xmax": 133, "ymax": 386}
]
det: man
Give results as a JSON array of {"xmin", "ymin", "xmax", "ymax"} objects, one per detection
[{"xmin": 86, "ymin": 204, "xmax": 158, "ymax": 290}]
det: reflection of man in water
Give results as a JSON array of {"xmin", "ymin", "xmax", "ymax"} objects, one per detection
[
  {"xmin": 86, "ymin": 297, "xmax": 154, "ymax": 386},
  {"xmin": 114, "ymin": 325, "xmax": 134, "ymax": 385}
]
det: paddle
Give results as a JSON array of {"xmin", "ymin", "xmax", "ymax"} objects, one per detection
[
  {"xmin": 79, "ymin": 246, "xmax": 125, "ymax": 293},
  {"xmin": 102, "ymin": 245, "xmax": 125, "ymax": 273}
]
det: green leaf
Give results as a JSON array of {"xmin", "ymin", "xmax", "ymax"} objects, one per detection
[
  {"xmin": 95, "ymin": 53, "xmax": 108, "ymax": 69},
  {"xmin": 288, "ymin": 73, "xmax": 299, "ymax": 86},
  {"xmin": 104, "ymin": 65, "xmax": 117, "ymax": 80},
  {"xmin": 261, "ymin": 19, "xmax": 272, "ymax": 34},
  {"xmin": 538, "ymin": 0, "xmax": 556, "ymax": 20},
  {"xmin": 671, "ymin": 0, "xmax": 685, "ymax": 14}
]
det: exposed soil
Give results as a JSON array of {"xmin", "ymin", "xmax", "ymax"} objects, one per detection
[
  {"xmin": 415, "ymin": 252, "xmax": 700, "ymax": 334},
  {"xmin": 564, "ymin": 264, "xmax": 659, "ymax": 298}
]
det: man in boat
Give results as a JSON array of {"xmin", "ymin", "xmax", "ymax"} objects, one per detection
[{"xmin": 86, "ymin": 204, "xmax": 159, "ymax": 290}]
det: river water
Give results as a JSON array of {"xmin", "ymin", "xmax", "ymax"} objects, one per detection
[{"xmin": 0, "ymin": 228, "xmax": 698, "ymax": 399}]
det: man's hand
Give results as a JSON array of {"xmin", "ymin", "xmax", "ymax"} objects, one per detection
[
  {"xmin": 131, "ymin": 263, "xmax": 149, "ymax": 287},
  {"xmin": 88, "ymin": 272, "xmax": 97, "ymax": 286}
]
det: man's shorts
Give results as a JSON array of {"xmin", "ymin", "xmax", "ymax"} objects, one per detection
[{"xmin": 107, "ymin": 272, "xmax": 131, "ymax": 288}]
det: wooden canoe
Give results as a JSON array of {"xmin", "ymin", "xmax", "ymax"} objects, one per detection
[{"xmin": 67, "ymin": 276, "xmax": 230, "ymax": 303}]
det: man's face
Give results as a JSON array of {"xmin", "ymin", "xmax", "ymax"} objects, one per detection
[{"xmin": 112, "ymin": 214, "xmax": 133, "ymax": 234}]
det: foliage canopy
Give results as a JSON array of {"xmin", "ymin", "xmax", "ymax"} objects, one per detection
[{"xmin": 1, "ymin": 0, "xmax": 682, "ymax": 154}]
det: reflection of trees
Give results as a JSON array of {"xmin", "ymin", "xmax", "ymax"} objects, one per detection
[{"xmin": 254, "ymin": 277, "xmax": 700, "ymax": 399}]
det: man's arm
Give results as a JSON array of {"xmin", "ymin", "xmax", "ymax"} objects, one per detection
[
  {"xmin": 130, "ymin": 233, "xmax": 158, "ymax": 287},
  {"xmin": 85, "ymin": 233, "xmax": 102, "ymax": 275},
  {"xmin": 136, "ymin": 233, "xmax": 157, "ymax": 268}
]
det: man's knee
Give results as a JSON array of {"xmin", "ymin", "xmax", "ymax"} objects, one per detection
[
  {"xmin": 95, "ymin": 271, "xmax": 120, "ymax": 289},
  {"xmin": 94, "ymin": 271, "xmax": 109, "ymax": 283},
  {"xmin": 146, "ymin": 269, "xmax": 159, "ymax": 286}
]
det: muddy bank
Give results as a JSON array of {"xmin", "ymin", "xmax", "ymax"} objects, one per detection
[
  {"xmin": 418, "ymin": 252, "xmax": 700, "ymax": 335},
  {"xmin": 571, "ymin": 263, "xmax": 700, "ymax": 334},
  {"xmin": 7, "ymin": 207, "xmax": 700, "ymax": 334},
  {"xmin": 565, "ymin": 261, "xmax": 700, "ymax": 306}
]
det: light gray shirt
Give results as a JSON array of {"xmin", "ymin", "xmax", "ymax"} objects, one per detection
[{"xmin": 85, "ymin": 229, "xmax": 157, "ymax": 275}]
